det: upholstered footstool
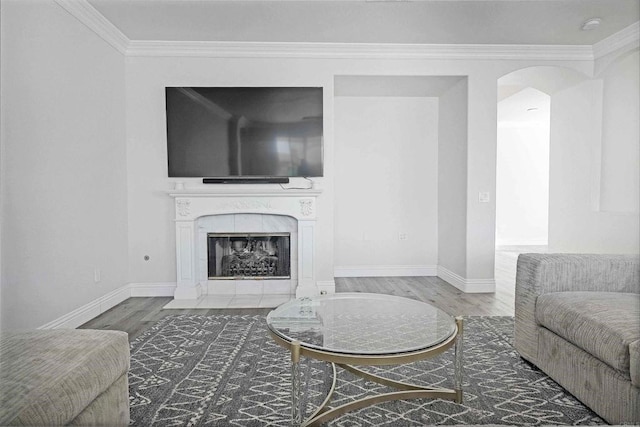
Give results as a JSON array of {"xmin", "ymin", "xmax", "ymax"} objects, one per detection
[{"xmin": 0, "ymin": 329, "xmax": 130, "ymax": 426}]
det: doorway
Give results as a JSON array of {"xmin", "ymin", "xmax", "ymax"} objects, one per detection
[{"xmin": 495, "ymin": 87, "xmax": 550, "ymax": 292}]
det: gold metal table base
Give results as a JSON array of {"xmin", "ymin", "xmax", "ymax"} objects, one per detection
[
  {"xmin": 269, "ymin": 317, "xmax": 464, "ymax": 427},
  {"xmin": 302, "ymin": 362, "xmax": 462, "ymax": 427}
]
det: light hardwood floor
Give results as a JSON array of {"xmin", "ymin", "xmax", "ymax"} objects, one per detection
[
  {"xmin": 81, "ymin": 247, "xmax": 548, "ymax": 342},
  {"xmin": 81, "ymin": 259, "xmax": 524, "ymax": 342},
  {"xmin": 79, "ymin": 283, "xmax": 508, "ymax": 343}
]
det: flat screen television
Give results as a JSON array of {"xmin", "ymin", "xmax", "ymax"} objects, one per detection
[{"xmin": 166, "ymin": 87, "xmax": 323, "ymax": 178}]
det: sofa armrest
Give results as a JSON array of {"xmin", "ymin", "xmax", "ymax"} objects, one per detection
[
  {"xmin": 630, "ymin": 340, "xmax": 640, "ymax": 388},
  {"xmin": 514, "ymin": 253, "xmax": 640, "ymax": 363}
]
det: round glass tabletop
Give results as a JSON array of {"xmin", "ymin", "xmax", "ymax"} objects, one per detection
[{"xmin": 266, "ymin": 293, "xmax": 457, "ymax": 355}]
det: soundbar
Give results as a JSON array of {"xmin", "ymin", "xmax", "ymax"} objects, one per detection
[{"xmin": 203, "ymin": 177, "xmax": 290, "ymax": 184}]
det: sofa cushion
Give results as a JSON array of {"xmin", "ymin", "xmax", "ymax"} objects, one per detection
[
  {"xmin": 535, "ymin": 291, "xmax": 640, "ymax": 375},
  {"xmin": 0, "ymin": 329, "xmax": 129, "ymax": 426}
]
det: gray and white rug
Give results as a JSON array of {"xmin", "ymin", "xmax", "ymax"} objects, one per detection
[{"xmin": 128, "ymin": 314, "xmax": 604, "ymax": 426}]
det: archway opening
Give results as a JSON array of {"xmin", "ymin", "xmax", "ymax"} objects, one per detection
[
  {"xmin": 494, "ymin": 65, "xmax": 589, "ymax": 291},
  {"xmin": 496, "ymin": 87, "xmax": 550, "ymax": 249}
]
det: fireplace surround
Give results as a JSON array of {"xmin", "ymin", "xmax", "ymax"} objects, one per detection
[{"xmin": 169, "ymin": 187, "xmax": 322, "ymax": 301}]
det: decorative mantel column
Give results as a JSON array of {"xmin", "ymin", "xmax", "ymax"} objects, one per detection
[{"xmin": 168, "ymin": 188, "xmax": 322, "ymax": 300}]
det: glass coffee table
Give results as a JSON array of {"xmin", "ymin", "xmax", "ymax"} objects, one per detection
[{"xmin": 266, "ymin": 293, "xmax": 464, "ymax": 426}]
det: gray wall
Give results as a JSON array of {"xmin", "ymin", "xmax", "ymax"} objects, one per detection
[
  {"xmin": 1, "ymin": 1, "xmax": 129, "ymax": 330},
  {"xmin": 438, "ymin": 78, "xmax": 469, "ymax": 277}
]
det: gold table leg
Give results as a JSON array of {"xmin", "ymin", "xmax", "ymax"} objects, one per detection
[
  {"xmin": 454, "ymin": 316, "xmax": 464, "ymax": 403},
  {"xmin": 291, "ymin": 340, "xmax": 302, "ymax": 427},
  {"xmin": 279, "ymin": 318, "xmax": 465, "ymax": 426}
]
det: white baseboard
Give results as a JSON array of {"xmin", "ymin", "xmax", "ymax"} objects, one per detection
[
  {"xmin": 37, "ymin": 268, "xmax": 495, "ymax": 329},
  {"xmin": 130, "ymin": 282, "xmax": 177, "ymax": 297},
  {"xmin": 38, "ymin": 284, "xmax": 131, "ymax": 330},
  {"xmin": 335, "ymin": 264, "xmax": 495, "ymax": 293},
  {"xmin": 334, "ymin": 265, "xmax": 438, "ymax": 278},
  {"xmin": 495, "ymin": 239, "xmax": 548, "ymax": 246},
  {"xmin": 437, "ymin": 266, "xmax": 496, "ymax": 293},
  {"xmin": 316, "ymin": 280, "xmax": 336, "ymax": 294},
  {"xmin": 39, "ymin": 282, "xmax": 178, "ymax": 329}
]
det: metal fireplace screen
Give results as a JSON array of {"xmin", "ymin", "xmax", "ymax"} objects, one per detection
[{"xmin": 207, "ymin": 233, "xmax": 291, "ymax": 279}]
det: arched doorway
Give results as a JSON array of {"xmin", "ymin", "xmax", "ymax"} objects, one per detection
[
  {"xmin": 496, "ymin": 87, "xmax": 550, "ymax": 248},
  {"xmin": 494, "ymin": 66, "xmax": 588, "ymax": 290}
]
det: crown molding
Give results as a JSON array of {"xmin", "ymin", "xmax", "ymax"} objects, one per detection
[
  {"xmin": 593, "ymin": 22, "xmax": 640, "ymax": 59},
  {"xmin": 55, "ymin": 0, "xmax": 596, "ymax": 61},
  {"xmin": 54, "ymin": 0, "xmax": 129, "ymax": 55},
  {"xmin": 126, "ymin": 40, "xmax": 594, "ymax": 61}
]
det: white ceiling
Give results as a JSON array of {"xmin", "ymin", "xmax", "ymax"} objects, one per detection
[{"xmin": 88, "ymin": 0, "xmax": 639, "ymax": 45}]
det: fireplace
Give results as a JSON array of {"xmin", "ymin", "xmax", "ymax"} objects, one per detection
[
  {"xmin": 169, "ymin": 187, "xmax": 326, "ymax": 301},
  {"xmin": 207, "ymin": 233, "xmax": 291, "ymax": 279}
]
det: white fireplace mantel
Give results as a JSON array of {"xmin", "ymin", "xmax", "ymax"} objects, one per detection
[{"xmin": 168, "ymin": 187, "xmax": 323, "ymax": 300}]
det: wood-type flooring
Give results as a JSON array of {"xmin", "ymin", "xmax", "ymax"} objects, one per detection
[{"xmin": 81, "ymin": 271, "xmax": 518, "ymax": 343}]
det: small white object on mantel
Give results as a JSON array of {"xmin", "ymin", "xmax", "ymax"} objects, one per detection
[{"xmin": 167, "ymin": 185, "xmax": 323, "ymax": 303}]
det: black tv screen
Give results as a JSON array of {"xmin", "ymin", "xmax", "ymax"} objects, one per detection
[{"xmin": 166, "ymin": 87, "xmax": 323, "ymax": 178}]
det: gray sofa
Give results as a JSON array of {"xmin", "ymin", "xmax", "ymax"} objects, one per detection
[
  {"xmin": 0, "ymin": 329, "xmax": 130, "ymax": 425},
  {"xmin": 514, "ymin": 253, "xmax": 640, "ymax": 424}
]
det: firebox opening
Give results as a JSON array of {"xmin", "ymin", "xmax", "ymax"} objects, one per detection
[{"xmin": 207, "ymin": 233, "xmax": 291, "ymax": 279}]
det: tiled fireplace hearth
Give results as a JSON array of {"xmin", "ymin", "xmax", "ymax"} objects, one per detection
[{"xmin": 168, "ymin": 187, "xmax": 322, "ymax": 306}]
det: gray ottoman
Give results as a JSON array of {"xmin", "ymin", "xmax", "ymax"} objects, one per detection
[{"xmin": 0, "ymin": 329, "xmax": 130, "ymax": 426}]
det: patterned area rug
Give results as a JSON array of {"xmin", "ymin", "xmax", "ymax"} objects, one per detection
[{"xmin": 128, "ymin": 314, "xmax": 604, "ymax": 426}]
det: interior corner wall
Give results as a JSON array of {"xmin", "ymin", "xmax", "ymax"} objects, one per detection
[
  {"xmin": 0, "ymin": 0, "xmax": 128, "ymax": 330},
  {"xmin": 465, "ymin": 72, "xmax": 498, "ymax": 281},
  {"xmin": 0, "ymin": 3, "xmax": 4, "ymax": 331},
  {"xmin": 334, "ymin": 96, "xmax": 439, "ymax": 275},
  {"xmin": 599, "ymin": 50, "xmax": 639, "ymax": 214},
  {"xmin": 549, "ymin": 76, "xmax": 639, "ymax": 253},
  {"xmin": 438, "ymin": 78, "xmax": 468, "ymax": 277}
]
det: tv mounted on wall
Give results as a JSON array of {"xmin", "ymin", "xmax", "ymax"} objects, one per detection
[{"xmin": 166, "ymin": 87, "xmax": 323, "ymax": 180}]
